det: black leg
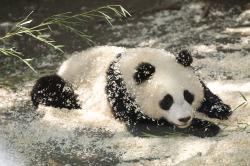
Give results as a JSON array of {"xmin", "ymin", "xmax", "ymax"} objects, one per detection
[
  {"xmin": 31, "ymin": 74, "xmax": 81, "ymax": 109},
  {"xmin": 126, "ymin": 118, "xmax": 175, "ymax": 137},
  {"xmin": 178, "ymin": 118, "xmax": 221, "ymax": 137},
  {"xmin": 198, "ymin": 81, "xmax": 232, "ymax": 120},
  {"xmin": 126, "ymin": 117, "xmax": 220, "ymax": 138}
]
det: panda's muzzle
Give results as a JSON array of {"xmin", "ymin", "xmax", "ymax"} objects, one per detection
[{"xmin": 160, "ymin": 93, "xmax": 193, "ymax": 128}]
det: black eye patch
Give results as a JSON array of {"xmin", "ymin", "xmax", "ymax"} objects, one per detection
[
  {"xmin": 133, "ymin": 62, "xmax": 155, "ymax": 84},
  {"xmin": 184, "ymin": 90, "xmax": 194, "ymax": 104},
  {"xmin": 159, "ymin": 94, "xmax": 174, "ymax": 110}
]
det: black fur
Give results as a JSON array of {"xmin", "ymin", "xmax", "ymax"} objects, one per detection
[
  {"xmin": 106, "ymin": 54, "xmax": 225, "ymax": 138},
  {"xmin": 159, "ymin": 94, "xmax": 174, "ymax": 110},
  {"xmin": 198, "ymin": 81, "xmax": 232, "ymax": 120},
  {"xmin": 176, "ymin": 50, "xmax": 193, "ymax": 67},
  {"xmin": 184, "ymin": 90, "xmax": 194, "ymax": 104},
  {"xmin": 127, "ymin": 118, "xmax": 220, "ymax": 138},
  {"xmin": 106, "ymin": 54, "xmax": 143, "ymax": 123},
  {"xmin": 31, "ymin": 74, "xmax": 81, "ymax": 109},
  {"xmin": 133, "ymin": 63, "xmax": 155, "ymax": 84}
]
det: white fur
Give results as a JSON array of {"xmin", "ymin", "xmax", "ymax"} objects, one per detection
[
  {"xmin": 58, "ymin": 46, "xmax": 125, "ymax": 118},
  {"xmin": 58, "ymin": 46, "xmax": 204, "ymax": 127}
]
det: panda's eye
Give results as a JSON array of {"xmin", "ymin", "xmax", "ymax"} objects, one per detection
[
  {"xmin": 159, "ymin": 94, "xmax": 174, "ymax": 110},
  {"xmin": 133, "ymin": 62, "xmax": 155, "ymax": 84},
  {"xmin": 184, "ymin": 90, "xmax": 194, "ymax": 104}
]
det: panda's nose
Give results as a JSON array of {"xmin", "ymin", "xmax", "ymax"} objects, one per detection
[{"xmin": 178, "ymin": 116, "xmax": 191, "ymax": 123}]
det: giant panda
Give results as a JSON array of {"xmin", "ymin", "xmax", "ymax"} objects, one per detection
[{"xmin": 31, "ymin": 46, "xmax": 232, "ymax": 138}]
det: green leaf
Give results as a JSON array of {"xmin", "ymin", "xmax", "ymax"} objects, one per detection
[
  {"xmin": 1, "ymin": 5, "xmax": 130, "ymax": 74},
  {"xmin": 120, "ymin": 6, "xmax": 131, "ymax": 17},
  {"xmin": 98, "ymin": 11, "xmax": 113, "ymax": 27},
  {"xmin": 22, "ymin": 59, "xmax": 37, "ymax": 74},
  {"xmin": 216, "ymin": 134, "xmax": 229, "ymax": 138},
  {"xmin": 243, "ymin": 103, "xmax": 248, "ymax": 108},
  {"xmin": 20, "ymin": 19, "xmax": 33, "ymax": 26},
  {"xmin": 233, "ymin": 102, "xmax": 246, "ymax": 111},
  {"xmin": 47, "ymin": 24, "xmax": 52, "ymax": 32},
  {"xmin": 24, "ymin": 58, "xmax": 34, "ymax": 61},
  {"xmin": 240, "ymin": 92, "xmax": 247, "ymax": 101}
]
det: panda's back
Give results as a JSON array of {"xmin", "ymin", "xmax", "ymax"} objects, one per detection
[{"xmin": 58, "ymin": 46, "xmax": 125, "ymax": 87}]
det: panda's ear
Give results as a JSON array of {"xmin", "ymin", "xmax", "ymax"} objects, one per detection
[{"xmin": 176, "ymin": 50, "xmax": 193, "ymax": 67}]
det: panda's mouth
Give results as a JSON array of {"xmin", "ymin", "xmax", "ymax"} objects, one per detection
[
  {"xmin": 176, "ymin": 123, "xmax": 191, "ymax": 128},
  {"xmin": 167, "ymin": 119, "xmax": 192, "ymax": 128}
]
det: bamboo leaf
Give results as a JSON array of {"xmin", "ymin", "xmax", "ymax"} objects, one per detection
[
  {"xmin": 22, "ymin": 59, "xmax": 37, "ymax": 74},
  {"xmin": 240, "ymin": 92, "xmax": 247, "ymax": 101},
  {"xmin": 0, "ymin": 48, "xmax": 38, "ymax": 74},
  {"xmin": 0, "ymin": 49, "xmax": 9, "ymax": 55},
  {"xmin": 216, "ymin": 134, "xmax": 229, "ymax": 138},
  {"xmin": 1, "ymin": 5, "xmax": 130, "ymax": 74},
  {"xmin": 20, "ymin": 19, "xmax": 33, "ymax": 26},
  {"xmin": 233, "ymin": 102, "xmax": 246, "ymax": 111},
  {"xmin": 243, "ymin": 103, "xmax": 248, "ymax": 108},
  {"xmin": 98, "ymin": 11, "xmax": 113, "ymax": 27},
  {"xmin": 24, "ymin": 58, "xmax": 34, "ymax": 61},
  {"xmin": 120, "ymin": 6, "xmax": 131, "ymax": 17},
  {"xmin": 47, "ymin": 24, "xmax": 52, "ymax": 32}
]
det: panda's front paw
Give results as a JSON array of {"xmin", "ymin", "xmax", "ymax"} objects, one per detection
[
  {"xmin": 209, "ymin": 103, "xmax": 232, "ymax": 120},
  {"xmin": 185, "ymin": 118, "xmax": 221, "ymax": 138}
]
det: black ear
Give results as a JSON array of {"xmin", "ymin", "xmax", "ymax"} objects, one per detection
[{"xmin": 176, "ymin": 50, "xmax": 193, "ymax": 67}]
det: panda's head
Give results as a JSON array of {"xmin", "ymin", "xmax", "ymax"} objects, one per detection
[{"xmin": 107, "ymin": 48, "xmax": 204, "ymax": 128}]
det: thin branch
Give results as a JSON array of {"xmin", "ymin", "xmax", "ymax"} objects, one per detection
[{"xmin": 0, "ymin": 5, "xmax": 130, "ymax": 74}]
